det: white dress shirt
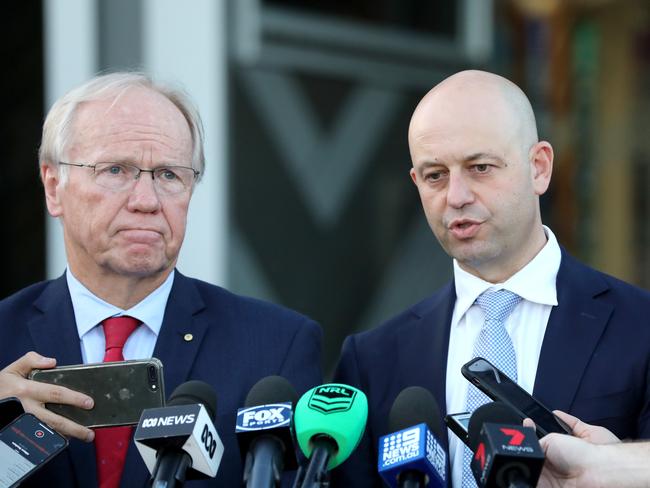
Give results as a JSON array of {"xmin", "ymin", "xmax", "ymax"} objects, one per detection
[
  {"xmin": 446, "ymin": 226, "xmax": 561, "ymax": 488},
  {"xmin": 66, "ymin": 269, "xmax": 175, "ymax": 364}
]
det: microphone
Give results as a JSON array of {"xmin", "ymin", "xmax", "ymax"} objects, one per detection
[
  {"xmin": 134, "ymin": 380, "xmax": 224, "ymax": 488},
  {"xmin": 292, "ymin": 383, "xmax": 368, "ymax": 488},
  {"xmin": 378, "ymin": 386, "xmax": 447, "ymax": 488},
  {"xmin": 236, "ymin": 376, "xmax": 299, "ymax": 488},
  {"xmin": 467, "ymin": 402, "xmax": 544, "ymax": 488}
]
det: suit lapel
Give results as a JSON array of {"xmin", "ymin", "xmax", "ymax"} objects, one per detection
[
  {"xmin": 533, "ymin": 251, "xmax": 612, "ymax": 412},
  {"xmin": 27, "ymin": 274, "xmax": 97, "ymax": 487},
  {"xmin": 121, "ymin": 271, "xmax": 208, "ymax": 488},
  {"xmin": 398, "ymin": 283, "xmax": 455, "ymax": 447}
]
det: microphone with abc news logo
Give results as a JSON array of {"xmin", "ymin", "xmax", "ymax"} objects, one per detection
[
  {"xmin": 292, "ymin": 383, "xmax": 368, "ymax": 488},
  {"xmin": 468, "ymin": 402, "xmax": 544, "ymax": 488},
  {"xmin": 134, "ymin": 380, "xmax": 224, "ymax": 488},
  {"xmin": 378, "ymin": 386, "xmax": 447, "ymax": 488},
  {"xmin": 235, "ymin": 376, "xmax": 299, "ymax": 488}
]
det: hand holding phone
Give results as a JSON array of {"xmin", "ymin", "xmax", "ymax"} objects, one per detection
[
  {"xmin": 29, "ymin": 359, "xmax": 165, "ymax": 428},
  {"xmin": 461, "ymin": 357, "xmax": 571, "ymax": 437},
  {"xmin": 0, "ymin": 352, "xmax": 95, "ymax": 442}
]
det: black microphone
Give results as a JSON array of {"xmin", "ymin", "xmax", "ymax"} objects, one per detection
[
  {"xmin": 467, "ymin": 402, "xmax": 544, "ymax": 488},
  {"xmin": 236, "ymin": 376, "xmax": 299, "ymax": 488},
  {"xmin": 378, "ymin": 386, "xmax": 447, "ymax": 488},
  {"xmin": 134, "ymin": 380, "xmax": 224, "ymax": 488}
]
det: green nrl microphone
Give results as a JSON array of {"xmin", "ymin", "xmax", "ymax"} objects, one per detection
[{"xmin": 292, "ymin": 383, "xmax": 368, "ymax": 488}]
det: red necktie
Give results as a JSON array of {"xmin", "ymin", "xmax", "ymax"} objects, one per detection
[{"xmin": 94, "ymin": 316, "xmax": 140, "ymax": 488}]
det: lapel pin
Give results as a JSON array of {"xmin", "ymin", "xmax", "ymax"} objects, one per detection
[{"xmin": 183, "ymin": 333, "xmax": 193, "ymax": 342}]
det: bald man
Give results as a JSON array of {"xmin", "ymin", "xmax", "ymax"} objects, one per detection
[{"xmin": 331, "ymin": 71, "xmax": 650, "ymax": 487}]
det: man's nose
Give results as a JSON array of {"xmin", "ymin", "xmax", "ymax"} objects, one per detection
[
  {"xmin": 446, "ymin": 173, "xmax": 474, "ymax": 209},
  {"xmin": 127, "ymin": 172, "xmax": 161, "ymax": 212}
]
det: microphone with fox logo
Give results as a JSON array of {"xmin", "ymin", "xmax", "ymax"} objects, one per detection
[
  {"xmin": 134, "ymin": 380, "xmax": 224, "ymax": 488},
  {"xmin": 378, "ymin": 386, "xmax": 447, "ymax": 488},
  {"xmin": 236, "ymin": 376, "xmax": 299, "ymax": 488},
  {"xmin": 468, "ymin": 402, "xmax": 544, "ymax": 488},
  {"xmin": 292, "ymin": 383, "xmax": 368, "ymax": 488}
]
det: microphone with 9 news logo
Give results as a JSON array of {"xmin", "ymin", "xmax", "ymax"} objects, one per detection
[
  {"xmin": 468, "ymin": 402, "xmax": 544, "ymax": 488},
  {"xmin": 134, "ymin": 380, "xmax": 224, "ymax": 487},
  {"xmin": 378, "ymin": 386, "xmax": 447, "ymax": 488},
  {"xmin": 235, "ymin": 376, "xmax": 299, "ymax": 488}
]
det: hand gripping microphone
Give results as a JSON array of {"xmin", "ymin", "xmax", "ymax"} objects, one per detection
[
  {"xmin": 468, "ymin": 402, "xmax": 544, "ymax": 488},
  {"xmin": 378, "ymin": 386, "xmax": 447, "ymax": 488},
  {"xmin": 134, "ymin": 380, "xmax": 224, "ymax": 488},
  {"xmin": 236, "ymin": 376, "xmax": 299, "ymax": 488},
  {"xmin": 292, "ymin": 383, "xmax": 368, "ymax": 488}
]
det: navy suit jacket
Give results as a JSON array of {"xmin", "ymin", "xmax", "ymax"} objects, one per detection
[
  {"xmin": 331, "ymin": 250, "xmax": 650, "ymax": 487},
  {"xmin": 0, "ymin": 271, "xmax": 323, "ymax": 487}
]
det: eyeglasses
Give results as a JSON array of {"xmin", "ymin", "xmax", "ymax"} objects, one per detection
[{"xmin": 58, "ymin": 162, "xmax": 200, "ymax": 195}]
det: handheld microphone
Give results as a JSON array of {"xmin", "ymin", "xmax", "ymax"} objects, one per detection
[
  {"xmin": 292, "ymin": 383, "xmax": 368, "ymax": 488},
  {"xmin": 236, "ymin": 376, "xmax": 299, "ymax": 488},
  {"xmin": 468, "ymin": 402, "xmax": 544, "ymax": 488},
  {"xmin": 134, "ymin": 380, "xmax": 224, "ymax": 488},
  {"xmin": 378, "ymin": 386, "xmax": 447, "ymax": 488}
]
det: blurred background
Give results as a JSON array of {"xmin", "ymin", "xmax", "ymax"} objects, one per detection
[{"xmin": 2, "ymin": 0, "xmax": 649, "ymax": 376}]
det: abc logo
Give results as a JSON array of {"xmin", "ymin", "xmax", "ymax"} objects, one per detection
[{"xmin": 201, "ymin": 424, "xmax": 217, "ymax": 458}]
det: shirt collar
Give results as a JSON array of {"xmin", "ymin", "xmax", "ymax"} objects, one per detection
[
  {"xmin": 66, "ymin": 268, "xmax": 175, "ymax": 339},
  {"xmin": 452, "ymin": 225, "xmax": 561, "ymax": 325}
]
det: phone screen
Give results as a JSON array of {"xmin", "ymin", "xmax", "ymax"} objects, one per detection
[
  {"xmin": 462, "ymin": 357, "xmax": 571, "ymax": 437},
  {"xmin": 0, "ymin": 413, "xmax": 67, "ymax": 488}
]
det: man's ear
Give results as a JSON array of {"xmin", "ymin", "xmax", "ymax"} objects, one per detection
[
  {"xmin": 41, "ymin": 163, "xmax": 63, "ymax": 217},
  {"xmin": 529, "ymin": 141, "xmax": 553, "ymax": 196},
  {"xmin": 409, "ymin": 167, "xmax": 418, "ymax": 186}
]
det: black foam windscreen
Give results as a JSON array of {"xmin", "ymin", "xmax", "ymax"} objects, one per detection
[
  {"xmin": 467, "ymin": 402, "xmax": 523, "ymax": 450},
  {"xmin": 168, "ymin": 380, "xmax": 218, "ymax": 420},
  {"xmin": 244, "ymin": 376, "xmax": 298, "ymax": 407},
  {"xmin": 388, "ymin": 386, "xmax": 442, "ymax": 437}
]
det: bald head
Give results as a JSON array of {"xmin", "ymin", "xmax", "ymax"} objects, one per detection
[{"xmin": 409, "ymin": 70, "xmax": 538, "ymax": 162}]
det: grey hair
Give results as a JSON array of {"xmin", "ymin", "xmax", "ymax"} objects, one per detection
[{"xmin": 39, "ymin": 71, "xmax": 205, "ymax": 182}]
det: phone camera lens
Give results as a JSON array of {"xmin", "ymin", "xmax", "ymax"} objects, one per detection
[{"xmin": 148, "ymin": 365, "xmax": 157, "ymax": 382}]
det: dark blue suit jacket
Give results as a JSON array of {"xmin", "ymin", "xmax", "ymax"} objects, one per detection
[
  {"xmin": 332, "ymin": 251, "xmax": 650, "ymax": 487},
  {"xmin": 0, "ymin": 271, "xmax": 323, "ymax": 487}
]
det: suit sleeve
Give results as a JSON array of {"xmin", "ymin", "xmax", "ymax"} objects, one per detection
[{"xmin": 330, "ymin": 335, "xmax": 384, "ymax": 488}]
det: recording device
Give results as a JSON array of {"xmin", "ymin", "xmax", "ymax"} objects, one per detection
[
  {"xmin": 377, "ymin": 386, "xmax": 447, "ymax": 488},
  {"xmin": 236, "ymin": 376, "xmax": 299, "ymax": 488},
  {"xmin": 461, "ymin": 357, "xmax": 571, "ymax": 437},
  {"xmin": 292, "ymin": 383, "xmax": 368, "ymax": 488},
  {"xmin": 468, "ymin": 402, "xmax": 544, "ymax": 488},
  {"xmin": 29, "ymin": 358, "xmax": 165, "ymax": 427},
  {"xmin": 134, "ymin": 380, "xmax": 224, "ymax": 487},
  {"xmin": 0, "ymin": 412, "xmax": 68, "ymax": 488},
  {"xmin": 444, "ymin": 412, "xmax": 471, "ymax": 446}
]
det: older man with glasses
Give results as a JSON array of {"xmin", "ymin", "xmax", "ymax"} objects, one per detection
[{"xmin": 0, "ymin": 72, "xmax": 322, "ymax": 488}]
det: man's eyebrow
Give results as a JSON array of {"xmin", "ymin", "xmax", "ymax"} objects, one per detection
[
  {"xmin": 463, "ymin": 152, "xmax": 501, "ymax": 163},
  {"xmin": 416, "ymin": 160, "xmax": 443, "ymax": 176}
]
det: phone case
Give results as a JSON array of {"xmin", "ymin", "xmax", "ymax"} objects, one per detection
[
  {"xmin": 444, "ymin": 412, "xmax": 471, "ymax": 446},
  {"xmin": 29, "ymin": 358, "xmax": 165, "ymax": 428},
  {"xmin": 461, "ymin": 357, "xmax": 570, "ymax": 437}
]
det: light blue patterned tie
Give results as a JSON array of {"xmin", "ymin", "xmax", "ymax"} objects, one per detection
[{"xmin": 461, "ymin": 289, "xmax": 522, "ymax": 488}]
